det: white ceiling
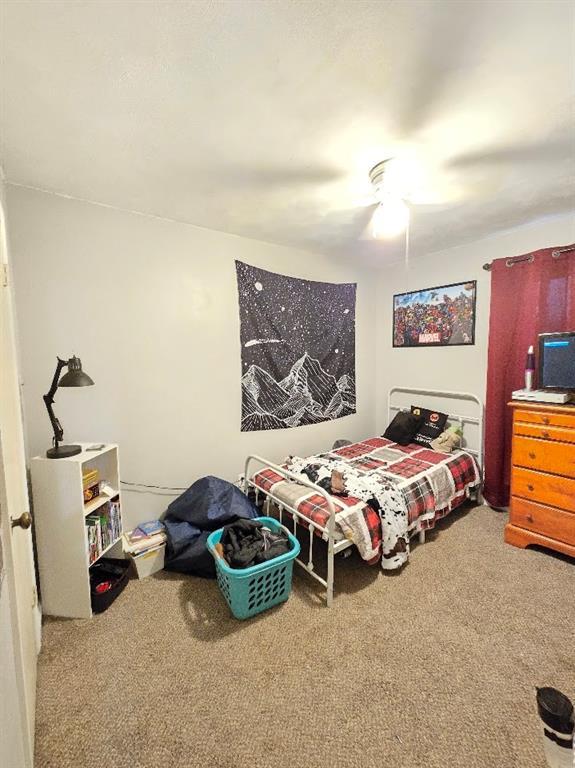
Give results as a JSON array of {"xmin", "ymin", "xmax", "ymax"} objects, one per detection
[{"xmin": 1, "ymin": 0, "xmax": 574, "ymax": 265}]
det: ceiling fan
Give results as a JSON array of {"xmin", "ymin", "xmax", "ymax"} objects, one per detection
[
  {"xmin": 351, "ymin": 155, "xmax": 460, "ymax": 241},
  {"xmin": 347, "ymin": 123, "xmax": 573, "ymax": 242},
  {"xmin": 210, "ymin": 126, "xmax": 572, "ymax": 246}
]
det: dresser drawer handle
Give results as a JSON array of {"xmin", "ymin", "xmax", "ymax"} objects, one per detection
[
  {"xmin": 542, "ymin": 431, "xmax": 550, "ymax": 439},
  {"xmin": 527, "ymin": 484, "xmax": 534, "ymax": 491},
  {"xmin": 528, "ymin": 452, "xmax": 536, "ymax": 459},
  {"xmin": 526, "ymin": 514, "xmax": 533, "ymax": 523},
  {"xmin": 541, "ymin": 416, "xmax": 550, "ymax": 425}
]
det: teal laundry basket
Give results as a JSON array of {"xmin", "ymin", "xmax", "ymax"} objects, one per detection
[{"xmin": 207, "ymin": 517, "xmax": 300, "ymax": 620}]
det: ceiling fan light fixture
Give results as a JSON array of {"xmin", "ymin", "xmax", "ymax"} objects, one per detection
[{"xmin": 372, "ymin": 194, "xmax": 410, "ymax": 239}]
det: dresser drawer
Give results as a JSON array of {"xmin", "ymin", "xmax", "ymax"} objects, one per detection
[
  {"xmin": 514, "ymin": 408, "xmax": 575, "ymax": 430},
  {"xmin": 513, "ymin": 436, "xmax": 575, "ymax": 478},
  {"xmin": 513, "ymin": 422, "xmax": 575, "ymax": 444},
  {"xmin": 510, "ymin": 497, "xmax": 575, "ymax": 544},
  {"xmin": 511, "ymin": 467, "xmax": 575, "ymax": 513}
]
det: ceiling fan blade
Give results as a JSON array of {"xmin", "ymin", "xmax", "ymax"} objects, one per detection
[
  {"xmin": 343, "ymin": 203, "xmax": 379, "ymax": 240},
  {"xmin": 447, "ymin": 133, "xmax": 575, "ymax": 170},
  {"xmin": 359, "ymin": 206, "xmax": 380, "ymax": 240},
  {"xmin": 394, "ymin": 2, "xmax": 487, "ymax": 136},
  {"xmin": 321, "ymin": 203, "xmax": 378, "ymax": 241},
  {"xmin": 351, "ymin": 192, "xmax": 379, "ymax": 208},
  {"xmin": 307, "ymin": 203, "xmax": 378, "ymax": 249}
]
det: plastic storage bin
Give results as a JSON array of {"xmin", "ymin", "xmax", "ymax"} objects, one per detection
[
  {"xmin": 130, "ymin": 544, "xmax": 165, "ymax": 579},
  {"xmin": 207, "ymin": 517, "xmax": 300, "ymax": 620}
]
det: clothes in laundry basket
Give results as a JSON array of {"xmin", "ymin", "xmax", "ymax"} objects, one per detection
[{"xmin": 219, "ymin": 519, "xmax": 291, "ymax": 569}]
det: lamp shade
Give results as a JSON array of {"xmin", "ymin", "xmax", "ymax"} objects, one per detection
[{"xmin": 58, "ymin": 356, "xmax": 94, "ymax": 387}]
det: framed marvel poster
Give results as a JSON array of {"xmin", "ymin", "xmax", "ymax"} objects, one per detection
[{"xmin": 393, "ymin": 280, "xmax": 477, "ymax": 347}]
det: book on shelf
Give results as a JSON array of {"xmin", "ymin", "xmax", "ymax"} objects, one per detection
[
  {"xmin": 82, "ymin": 468, "xmax": 99, "ymax": 488},
  {"xmin": 85, "ymin": 515, "xmax": 101, "ymax": 564},
  {"xmin": 83, "ymin": 468, "xmax": 101, "ymax": 504},
  {"xmin": 83, "ymin": 482, "xmax": 100, "ymax": 504},
  {"xmin": 85, "ymin": 498, "xmax": 123, "ymax": 565}
]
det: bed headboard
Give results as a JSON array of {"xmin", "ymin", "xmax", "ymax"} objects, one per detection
[{"xmin": 387, "ymin": 386, "xmax": 484, "ymax": 477}]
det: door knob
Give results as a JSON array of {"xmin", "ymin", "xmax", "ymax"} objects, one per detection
[{"xmin": 11, "ymin": 512, "xmax": 32, "ymax": 530}]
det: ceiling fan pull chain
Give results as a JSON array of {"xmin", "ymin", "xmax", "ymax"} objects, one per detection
[{"xmin": 404, "ymin": 213, "xmax": 410, "ymax": 289}]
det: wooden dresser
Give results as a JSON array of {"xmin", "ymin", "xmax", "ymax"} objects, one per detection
[{"xmin": 505, "ymin": 402, "xmax": 575, "ymax": 557}]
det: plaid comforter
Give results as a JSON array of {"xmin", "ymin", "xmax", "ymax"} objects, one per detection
[{"xmin": 252, "ymin": 436, "xmax": 480, "ymax": 570}]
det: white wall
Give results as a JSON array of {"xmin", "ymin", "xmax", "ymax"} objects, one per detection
[
  {"xmin": 6, "ymin": 183, "xmax": 575, "ymax": 528},
  {"xmin": 375, "ymin": 211, "xmax": 575, "ymax": 431},
  {"xmin": 6, "ymin": 185, "xmax": 378, "ymax": 529}
]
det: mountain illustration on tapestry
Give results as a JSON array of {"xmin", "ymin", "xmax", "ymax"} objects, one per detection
[{"xmin": 241, "ymin": 353, "xmax": 356, "ymax": 431}]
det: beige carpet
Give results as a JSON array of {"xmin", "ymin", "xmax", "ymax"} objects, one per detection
[{"xmin": 35, "ymin": 505, "xmax": 574, "ymax": 768}]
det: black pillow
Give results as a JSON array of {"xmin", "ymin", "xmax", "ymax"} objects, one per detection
[
  {"xmin": 383, "ymin": 411, "xmax": 424, "ymax": 446},
  {"xmin": 410, "ymin": 406, "xmax": 449, "ymax": 447}
]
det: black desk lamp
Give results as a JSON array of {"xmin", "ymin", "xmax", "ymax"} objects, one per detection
[{"xmin": 43, "ymin": 356, "xmax": 94, "ymax": 459}]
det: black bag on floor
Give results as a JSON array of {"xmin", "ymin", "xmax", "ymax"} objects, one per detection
[
  {"xmin": 90, "ymin": 558, "xmax": 130, "ymax": 614},
  {"xmin": 163, "ymin": 476, "xmax": 259, "ymax": 578}
]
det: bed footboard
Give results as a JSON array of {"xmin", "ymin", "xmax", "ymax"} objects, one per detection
[{"xmin": 244, "ymin": 455, "xmax": 345, "ymax": 606}]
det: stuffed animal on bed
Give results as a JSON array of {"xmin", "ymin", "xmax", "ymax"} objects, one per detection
[
  {"xmin": 430, "ymin": 424, "xmax": 463, "ymax": 453},
  {"xmin": 300, "ymin": 464, "xmax": 348, "ymax": 495}
]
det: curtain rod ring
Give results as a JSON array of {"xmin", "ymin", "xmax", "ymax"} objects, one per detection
[
  {"xmin": 505, "ymin": 254, "xmax": 534, "ymax": 268},
  {"xmin": 552, "ymin": 246, "xmax": 575, "ymax": 258},
  {"xmin": 485, "ymin": 246, "xmax": 573, "ymax": 271}
]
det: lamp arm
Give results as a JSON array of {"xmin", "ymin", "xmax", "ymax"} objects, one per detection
[{"xmin": 43, "ymin": 357, "xmax": 67, "ymax": 448}]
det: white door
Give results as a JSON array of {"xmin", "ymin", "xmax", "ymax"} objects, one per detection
[{"xmin": 0, "ymin": 190, "xmax": 39, "ymax": 767}]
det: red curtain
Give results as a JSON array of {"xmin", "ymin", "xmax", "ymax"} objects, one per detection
[{"xmin": 484, "ymin": 244, "xmax": 575, "ymax": 508}]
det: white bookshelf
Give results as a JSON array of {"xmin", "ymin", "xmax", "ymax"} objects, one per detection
[{"xmin": 31, "ymin": 443, "xmax": 124, "ymax": 619}]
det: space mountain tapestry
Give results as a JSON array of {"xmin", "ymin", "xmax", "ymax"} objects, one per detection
[{"xmin": 236, "ymin": 261, "xmax": 356, "ymax": 431}]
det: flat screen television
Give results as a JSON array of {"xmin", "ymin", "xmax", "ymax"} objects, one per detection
[{"xmin": 538, "ymin": 332, "xmax": 575, "ymax": 392}]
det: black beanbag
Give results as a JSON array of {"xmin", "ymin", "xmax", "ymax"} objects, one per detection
[{"xmin": 163, "ymin": 476, "xmax": 259, "ymax": 577}]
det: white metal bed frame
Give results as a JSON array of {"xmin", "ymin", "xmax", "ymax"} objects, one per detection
[
  {"xmin": 387, "ymin": 386, "xmax": 485, "ymax": 493},
  {"xmin": 243, "ymin": 387, "xmax": 484, "ymax": 607}
]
